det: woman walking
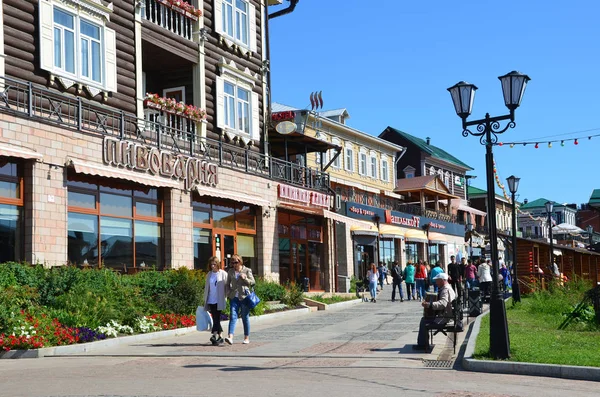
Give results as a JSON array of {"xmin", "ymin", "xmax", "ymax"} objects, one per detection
[
  {"xmin": 203, "ymin": 256, "xmax": 228, "ymax": 345},
  {"xmin": 225, "ymin": 254, "xmax": 255, "ymax": 345},
  {"xmin": 477, "ymin": 259, "xmax": 493, "ymax": 299},
  {"xmin": 366, "ymin": 263, "xmax": 379, "ymax": 302}
]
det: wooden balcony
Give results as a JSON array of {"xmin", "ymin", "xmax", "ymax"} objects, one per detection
[{"xmin": 142, "ymin": 0, "xmax": 200, "ymax": 41}]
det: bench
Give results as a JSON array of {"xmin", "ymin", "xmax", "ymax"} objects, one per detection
[{"xmin": 426, "ymin": 299, "xmax": 463, "ymax": 354}]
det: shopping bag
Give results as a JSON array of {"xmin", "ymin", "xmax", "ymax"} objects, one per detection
[
  {"xmin": 244, "ymin": 290, "xmax": 261, "ymax": 310},
  {"xmin": 195, "ymin": 306, "xmax": 213, "ymax": 332}
]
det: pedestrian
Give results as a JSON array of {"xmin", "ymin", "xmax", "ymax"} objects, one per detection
[
  {"xmin": 224, "ymin": 254, "xmax": 255, "ymax": 345},
  {"xmin": 477, "ymin": 259, "xmax": 493, "ymax": 299},
  {"xmin": 464, "ymin": 259, "xmax": 478, "ymax": 290},
  {"xmin": 447, "ymin": 255, "xmax": 462, "ymax": 300},
  {"xmin": 429, "ymin": 262, "xmax": 444, "ymax": 292},
  {"xmin": 390, "ymin": 261, "xmax": 404, "ymax": 302},
  {"xmin": 377, "ymin": 262, "xmax": 386, "ymax": 290},
  {"xmin": 203, "ymin": 256, "xmax": 228, "ymax": 345},
  {"xmin": 500, "ymin": 263, "xmax": 510, "ymax": 293},
  {"xmin": 414, "ymin": 260, "xmax": 428, "ymax": 301},
  {"xmin": 415, "ymin": 273, "xmax": 456, "ymax": 350},
  {"xmin": 403, "ymin": 262, "xmax": 416, "ymax": 300},
  {"xmin": 367, "ymin": 263, "xmax": 379, "ymax": 302}
]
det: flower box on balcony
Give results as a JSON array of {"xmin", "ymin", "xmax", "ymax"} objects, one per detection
[
  {"xmin": 155, "ymin": 0, "xmax": 201, "ymax": 21},
  {"xmin": 144, "ymin": 93, "xmax": 207, "ymax": 123}
]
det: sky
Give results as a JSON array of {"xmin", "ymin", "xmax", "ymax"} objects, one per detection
[{"xmin": 268, "ymin": 0, "xmax": 600, "ymax": 207}]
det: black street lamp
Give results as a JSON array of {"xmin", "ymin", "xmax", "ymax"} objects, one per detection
[
  {"xmin": 466, "ymin": 219, "xmax": 474, "ymax": 258},
  {"xmin": 506, "ymin": 175, "xmax": 521, "ymax": 303},
  {"xmin": 448, "ymin": 70, "xmax": 530, "ymax": 360},
  {"xmin": 545, "ymin": 201, "xmax": 554, "ymax": 273},
  {"xmin": 587, "ymin": 225, "xmax": 594, "ymax": 248}
]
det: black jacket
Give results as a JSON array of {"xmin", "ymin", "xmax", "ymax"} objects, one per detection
[{"xmin": 391, "ymin": 265, "xmax": 403, "ymax": 281}]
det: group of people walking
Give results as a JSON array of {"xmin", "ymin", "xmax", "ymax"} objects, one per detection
[
  {"xmin": 203, "ymin": 255, "xmax": 255, "ymax": 345},
  {"xmin": 365, "ymin": 255, "xmax": 512, "ymax": 303}
]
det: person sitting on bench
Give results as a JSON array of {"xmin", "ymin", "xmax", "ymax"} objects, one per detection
[{"xmin": 415, "ymin": 272, "xmax": 456, "ymax": 350}]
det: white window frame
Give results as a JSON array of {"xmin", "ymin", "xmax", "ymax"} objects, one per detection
[
  {"xmin": 370, "ymin": 152, "xmax": 377, "ymax": 179},
  {"xmin": 382, "ymin": 158, "xmax": 390, "ymax": 182},
  {"xmin": 216, "ymin": 67, "xmax": 259, "ymax": 142},
  {"xmin": 359, "ymin": 149, "xmax": 367, "ymax": 176},
  {"xmin": 39, "ymin": 0, "xmax": 116, "ymax": 93},
  {"xmin": 214, "ymin": 0, "xmax": 257, "ymax": 53},
  {"xmin": 331, "ymin": 138, "xmax": 341, "ymax": 169},
  {"xmin": 345, "ymin": 146, "xmax": 354, "ymax": 172}
]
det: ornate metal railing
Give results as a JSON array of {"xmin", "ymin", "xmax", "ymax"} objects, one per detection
[
  {"xmin": 143, "ymin": 0, "xmax": 197, "ymax": 40},
  {"xmin": 0, "ymin": 76, "xmax": 330, "ymax": 193}
]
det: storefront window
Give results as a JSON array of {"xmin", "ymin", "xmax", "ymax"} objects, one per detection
[
  {"xmin": 379, "ymin": 238, "xmax": 395, "ymax": 266},
  {"xmin": 0, "ymin": 160, "xmax": 23, "ymax": 263},
  {"xmin": 428, "ymin": 244, "xmax": 440, "ymax": 265},
  {"xmin": 238, "ymin": 234, "xmax": 257, "ymax": 274},
  {"xmin": 405, "ymin": 242, "xmax": 418, "ymax": 264},
  {"xmin": 193, "ymin": 228, "xmax": 212, "ymax": 270},
  {"xmin": 67, "ymin": 174, "xmax": 163, "ymax": 270}
]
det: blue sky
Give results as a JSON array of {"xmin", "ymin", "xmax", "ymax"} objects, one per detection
[{"xmin": 268, "ymin": 1, "xmax": 600, "ymax": 207}]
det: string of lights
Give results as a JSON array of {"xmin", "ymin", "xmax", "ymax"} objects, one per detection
[{"xmin": 497, "ymin": 133, "xmax": 600, "ymax": 148}]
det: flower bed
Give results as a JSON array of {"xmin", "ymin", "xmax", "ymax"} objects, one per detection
[
  {"xmin": 144, "ymin": 93, "xmax": 207, "ymax": 122},
  {"xmin": 156, "ymin": 0, "xmax": 202, "ymax": 21}
]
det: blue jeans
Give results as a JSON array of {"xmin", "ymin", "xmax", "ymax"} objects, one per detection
[
  {"xmin": 416, "ymin": 279, "xmax": 426, "ymax": 300},
  {"xmin": 369, "ymin": 281, "xmax": 377, "ymax": 299},
  {"xmin": 228, "ymin": 297, "xmax": 250, "ymax": 337}
]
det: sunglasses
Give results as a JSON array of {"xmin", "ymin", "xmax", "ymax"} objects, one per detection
[{"xmin": 231, "ymin": 260, "xmax": 240, "ymax": 265}]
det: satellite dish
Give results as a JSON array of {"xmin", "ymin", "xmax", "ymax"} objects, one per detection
[{"xmin": 276, "ymin": 121, "xmax": 296, "ymax": 135}]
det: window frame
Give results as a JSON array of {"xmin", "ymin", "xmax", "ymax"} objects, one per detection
[
  {"xmin": 215, "ymin": 0, "xmax": 257, "ymax": 53},
  {"xmin": 216, "ymin": 72, "xmax": 259, "ymax": 142},
  {"xmin": 359, "ymin": 150, "xmax": 367, "ymax": 176},
  {"xmin": 370, "ymin": 153, "xmax": 377, "ymax": 179},
  {"xmin": 0, "ymin": 161, "xmax": 25, "ymax": 263},
  {"xmin": 382, "ymin": 158, "xmax": 389, "ymax": 182},
  {"xmin": 344, "ymin": 146, "xmax": 354, "ymax": 172}
]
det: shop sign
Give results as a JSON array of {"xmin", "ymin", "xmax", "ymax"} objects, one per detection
[
  {"xmin": 348, "ymin": 205, "xmax": 376, "ymax": 217},
  {"xmin": 278, "ymin": 184, "xmax": 331, "ymax": 208},
  {"xmin": 429, "ymin": 222, "xmax": 446, "ymax": 230},
  {"xmin": 103, "ymin": 137, "xmax": 218, "ymax": 190},
  {"xmin": 384, "ymin": 210, "xmax": 420, "ymax": 228}
]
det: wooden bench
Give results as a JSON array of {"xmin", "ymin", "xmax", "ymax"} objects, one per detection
[{"xmin": 426, "ymin": 299, "xmax": 463, "ymax": 354}]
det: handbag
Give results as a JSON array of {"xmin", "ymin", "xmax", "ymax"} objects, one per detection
[
  {"xmin": 244, "ymin": 289, "xmax": 261, "ymax": 309},
  {"xmin": 195, "ymin": 306, "xmax": 213, "ymax": 332}
]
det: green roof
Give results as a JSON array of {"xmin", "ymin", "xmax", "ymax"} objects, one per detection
[
  {"xmin": 520, "ymin": 198, "xmax": 557, "ymax": 210},
  {"xmin": 467, "ymin": 186, "xmax": 507, "ymax": 201},
  {"xmin": 384, "ymin": 127, "xmax": 473, "ymax": 170},
  {"xmin": 589, "ymin": 189, "xmax": 600, "ymax": 205}
]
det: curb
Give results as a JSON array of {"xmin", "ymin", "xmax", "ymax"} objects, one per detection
[
  {"xmin": 462, "ymin": 310, "xmax": 600, "ymax": 382},
  {"xmin": 0, "ymin": 307, "xmax": 311, "ymax": 359}
]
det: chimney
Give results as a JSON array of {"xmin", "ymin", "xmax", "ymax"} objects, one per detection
[
  {"xmin": 426, "ymin": 137, "xmax": 431, "ymax": 145},
  {"xmin": 524, "ymin": 198, "xmax": 528, "ymax": 204}
]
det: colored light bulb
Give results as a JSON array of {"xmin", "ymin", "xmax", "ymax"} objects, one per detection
[
  {"xmin": 548, "ymin": 142, "xmax": 552, "ymax": 148},
  {"xmin": 535, "ymin": 143, "xmax": 539, "ymax": 149},
  {"xmin": 510, "ymin": 144, "xmax": 514, "ymax": 148},
  {"xmin": 561, "ymin": 141, "xmax": 565, "ymax": 146},
  {"xmin": 574, "ymin": 139, "xmax": 579, "ymax": 145}
]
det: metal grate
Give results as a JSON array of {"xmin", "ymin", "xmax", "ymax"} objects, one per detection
[{"xmin": 422, "ymin": 359, "xmax": 454, "ymax": 368}]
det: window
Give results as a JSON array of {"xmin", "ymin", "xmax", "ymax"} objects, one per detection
[
  {"xmin": 382, "ymin": 159, "xmax": 390, "ymax": 181},
  {"xmin": 215, "ymin": 0, "xmax": 257, "ymax": 52},
  {"xmin": 67, "ymin": 174, "xmax": 163, "ymax": 270},
  {"xmin": 216, "ymin": 76, "xmax": 259, "ymax": 141},
  {"xmin": 370, "ymin": 154, "xmax": 377, "ymax": 179},
  {"xmin": 0, "ymin": 161, "xmax": 23, "ymax": 263},
  {"xmin": 331, "ymin": 138, "xmax": 341, "ymax": 169},
  {"xmin": 345, "ymin": 147, "xmax": 354, "ymax": 171},
  {"xmin": 359, "ymin": 152, "xmax": 367, "ymax": 176},
  {"xmin": 39, "ymin": 0, "xmax": 116, "ymax": 92}
]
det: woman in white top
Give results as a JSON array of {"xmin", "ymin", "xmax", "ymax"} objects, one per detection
[
  {"xmin": 203, "ymin": 256, "xmax": 228, "ymax": 345},
  {"xmin": 477, "ymin": 259, "xmax": 493, "ymax": 298},
  {"xmin": 366, "ymin": 263, "xmax": 379, "ymax": 303}
]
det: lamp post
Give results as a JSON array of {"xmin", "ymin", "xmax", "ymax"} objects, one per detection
[
  {"xmin": 506, "ymin": 175, "xmax": 521, "ymax": 303},
  {"xmin": 545, "ymin": 201, "xmax": 554, "ymax": 273},
  {"xmin": 587, "ymin": 225, "xmax": 593, "ymax": 249},
  {"xmin": 447, "ymin": 70, "xmax": 530, "ymax": 359},
  {"xmin": 466, "ymin": 219, "xmax": 474, "ymax": 258}
]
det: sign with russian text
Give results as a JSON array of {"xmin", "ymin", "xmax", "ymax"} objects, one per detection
[
  {"xmin": 103, "ymin": 137, "xmax": 218, "ymax": 191},
  {"xmin": 278, "ymin": 184, "xmax": 331, "ymax": 208},
  {"xmin": 384, "ymin": 210, "xmax": 420, "ymax": 228}
]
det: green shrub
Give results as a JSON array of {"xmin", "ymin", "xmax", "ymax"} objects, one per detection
[
  {"xmin": 349, "ymin": 276, "xmax": 359, "ymax": 293},
  {"xmin": 281, "ymin": 282, "xmax": 304, "ymax": 308},
  {"xmin": 0, "ymin": 285, "xmax": 39, "ymax": 333},
  {"xmin": 254, "ymin": 278, "xmax": 286, "ymax": 301},
  {"xmin": 127, "ymin": 270, "xmax": 174, "ymax": 299},
  {"xmin": 155, "ymin": 268, "xmax": 204, "ymax": 314}
]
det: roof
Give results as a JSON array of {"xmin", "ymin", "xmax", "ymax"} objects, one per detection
[
  {"xmin": 318, "ymin": 108, "xmax": 350, "ymax": 119},
  {"xmin": 520, "ymin": 198, "xmax": 557, "ymax": 210},
  {"xmin": 589, "ymin": 189, "xmax": 600, "ymax": 206},
  {"xmin": 467, "ymin": 186, "xmax": 509, "ymax": 203},
  {"xmin": 271, "ymin": 102, "xmax": 297, "ymax": 112},
  {"xmin": 380, "ymin": 127, "xmax": 473, "ymax": 170},
  {"xmin": 395, "ymin": 175, "xmax": 459, "ymax": 199}
]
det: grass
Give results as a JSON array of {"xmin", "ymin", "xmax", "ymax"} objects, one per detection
[
  {"xmin": 307, "ymin": 294, "xmax": 357, "ymax": 304},
  {"xmin": 474, "ymin": 288, "xmax": 600, "ymax": 367}
]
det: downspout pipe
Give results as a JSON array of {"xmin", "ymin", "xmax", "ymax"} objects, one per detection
[{"xmin": 268, "ymin": 0, "xmax": 299, "ymax": 20}]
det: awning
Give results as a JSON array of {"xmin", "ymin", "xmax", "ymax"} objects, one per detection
[
  {"xmin": 379, "ymin": 224, "xmax": 406, "ymax": 239},
  {"xmin": 330, "ymin": 177, "xmax": 380, "ymax": 194},
  {"xmin": 0, "ymin": 143, "xmax": 43, "ymax": 160},
  {"xmin": 323, "ymin": 210, "xmax": 375, "ymax": 229},
  {"xmin": 67, "ymin": 158, "xmax": 180, "ymax": 189},
  {"xmin": 350, "ymin": 223, "xmax": 378, "ymax": 236},
  {"xmin": 405, "ymin": 229, "xmax": 428, "ymax": 243},
  {"xmin": 197, "ymin": 185, "xmax": 270, "ymax": 207},
  {"xmin": 458, "ymin": 203, "xmax": 487, "ymax": 217},
  {"xmin": 381, "ymin": 190, "xmax": 404, "ymax": 200},
  {"xmin": 278, "ymin": 202, "xmax": 324, "ymax": 216},
  {"xmin": 428, "ymin": 232, "xmax": 448, "ymax": 244},
  {"xmin": 553, "ymin": 249, "xmax": 563, "ymax": 256}
]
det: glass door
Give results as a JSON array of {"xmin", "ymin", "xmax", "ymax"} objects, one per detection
[
  {"xmin": 291, "ymin": 241, "xmax": 308, "ymax": 285},
  {"xmin": 214, "ymin": 232, "xmax": 235, "ymax": 270}
]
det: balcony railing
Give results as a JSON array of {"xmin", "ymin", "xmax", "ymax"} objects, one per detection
[
  {"xmin": 0, "ymin": 76, "xmax": 330, "ymax": 193},
  {"xmin": 144, "ymin": 108, "xmax": 197, "ymax": 143},
  {"xmin": 143, "ymin": 0, "xmax": 197, "ymax": 40}
]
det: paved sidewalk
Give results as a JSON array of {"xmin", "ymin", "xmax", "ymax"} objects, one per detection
[{"xmin": 55, "ymin": 285, "xmax": 471, "ymax": 367}]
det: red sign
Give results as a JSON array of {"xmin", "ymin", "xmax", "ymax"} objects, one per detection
[
  {"xmin": 384, "ymin": 210, "xmax": 420, "ymax": 228},
  {"xmin": 272, "ymin": 111, "xmax": 295, "ymax": 122},
  {"xmin": 278, "ymin": 184, "xmax": 331, "ymax": 208}
]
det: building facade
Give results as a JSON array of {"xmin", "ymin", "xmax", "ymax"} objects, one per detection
[{"xmin": 0, "ymin": 0, "xmax": 335, "ymax": 287}]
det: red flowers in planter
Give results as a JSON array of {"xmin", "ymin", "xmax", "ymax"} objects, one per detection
[
  {"xmin": 144, "ymin": 93, "xmax": 207, "ymax": 122},
  {"xmin": 156, "ymin": 0, "xmax": 202, "ymax": 20},
  {"xmin": 149, "ymin": 313, "xmax": 196, "ymax": 330}
]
